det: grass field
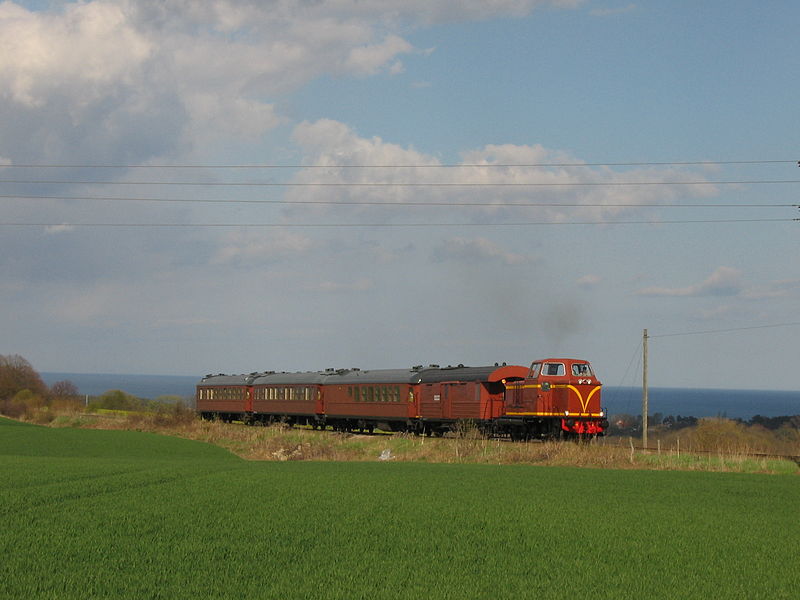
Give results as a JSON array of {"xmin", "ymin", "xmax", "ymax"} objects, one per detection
[{"xmin": 1, "ymin": 417, "xmax": 798, "ymax": 599}]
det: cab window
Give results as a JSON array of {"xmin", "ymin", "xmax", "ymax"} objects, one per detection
[
  {"xmin": 543, "ymin": 362, "xmax": 565, "ymax": 376},
  {"xmin": 529, "ymin": 363, "xmax": 542, "ymax": 378},
  {"xmin": 572, "ymin": 363, "xmax": 592, "ymax": 377}
]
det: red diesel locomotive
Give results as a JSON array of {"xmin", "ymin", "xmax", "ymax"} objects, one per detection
[{"xmin": 196, "ymin": 358, "xmax": 607, "ymax": 439}]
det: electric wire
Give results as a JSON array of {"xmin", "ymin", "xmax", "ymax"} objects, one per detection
[
  {"xmin": 1, "ymin": 193, "xmax": 795, "ymax": 208},
  {"xmin": 2, "ymin": 178, "xmax": 800, "ymax": 187},
  {"xmin": 1, "ymin": 218, "xmax": 795, "ymax": 228},
  {"xmin": 1, "ymin": 159, "xmax": 797, "ymax": 168},
  {"xmin": 649, "ymin": 322, "xmax": 800, "ymax": 338}
]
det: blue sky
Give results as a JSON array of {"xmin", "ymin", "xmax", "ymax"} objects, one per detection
[{"xmin": 1, "ymin": 1, "xmax": 798, "ymax": 391}]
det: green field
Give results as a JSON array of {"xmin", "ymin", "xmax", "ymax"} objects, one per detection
[{"xmin": 1, "ymin": 417, "xmax": 797, "ymax": 599}]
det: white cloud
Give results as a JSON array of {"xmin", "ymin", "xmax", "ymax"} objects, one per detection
[
  {"xmin": 576, "ymin": 274, "xmax": 601, "ymax": 287},
  {"xmin": 288, "ymin": 120, "xmax": 716, "ymax": 224},
  {"xmin": 636, "ymin": 269, "xmax": 800, "ymax": 301},
  {"xmin": 343, "ymin": 34, "xmax": 413, "ymax": 76},
  {"xmin": 0, "ymin": 1, "xmax": 153, "ymax": 108},
  {"xmin": 590, "ymin": 4, "xmax": 637, "ymax": 17},
  {"xmin": 48, "ymin": 282, "xmax": 123, "ymax": 324},
  {"xmin": 637, "ymin": 267, "xmax": 744, "ymax": 297},
  {"xmin": 698, "ymin": 304, "xmax": 736, "ymax": 320},
  {"xmin": 741, "ymin": 279, "xmax": 800, "ymax": 300},
  {"xmin": 212, "ymin": 229, "xmax": 313, "ymax": 265},
  {"xmin": 433, "ymin": 237, "xmax": 534, "ymax": 265},
  {"xmin": 0, "ymin": 1, "xmax": 591, "ymax": 166},
  {"xmin": 44, "ymin": 224, "xmax": 76, "ymax": 234},
  {"xmin": 0, "ymin": 1, "xmax": 420, "ymax": 163},
  {"xmin": 309, "ymin": 278, "xmax": 374, "ymax": 293}
]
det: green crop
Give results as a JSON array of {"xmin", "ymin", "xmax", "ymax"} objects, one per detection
[{"xmin": 1, "ymin": 417, "xmax": 797, "ymax": 599}]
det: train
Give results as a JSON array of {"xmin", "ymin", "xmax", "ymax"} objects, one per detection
[{"xmin": 196, "ymin": 358, "xmax": 608, "ymax": 439}]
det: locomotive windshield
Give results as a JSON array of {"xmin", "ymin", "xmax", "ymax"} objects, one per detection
[
  {"xmin": 542, "ymin": 362, "xmax": 565, "ymax": 376},
  {"xmin": 572, "ymin": 363, "xmax": 593, "ymax": 376}
]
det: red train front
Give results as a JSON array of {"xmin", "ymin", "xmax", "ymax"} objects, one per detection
[{"xmin": 501, "ymin": 358, "xmax": 608, "ymax": 440}]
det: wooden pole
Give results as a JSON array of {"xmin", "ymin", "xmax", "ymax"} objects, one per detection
[{"xmin": 642, "ymin": 328, "xmax": 649, "ymax": 449}]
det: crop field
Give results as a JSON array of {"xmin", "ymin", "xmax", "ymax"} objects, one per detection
[{"xmin": 1, "ymin": 417, "xmax": 798, "ymax": 599}]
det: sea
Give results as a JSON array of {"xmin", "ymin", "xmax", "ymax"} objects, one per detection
[{"xmin": 40, "ymin": 372, "xmax": 799, "ymax": 420}]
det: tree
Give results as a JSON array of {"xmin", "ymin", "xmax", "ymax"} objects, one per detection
[
  {"xmin": 50, "ymin": 380, "xmax": 80, "ymax": 400},
  {"xmin": 0, "ymin": 354, "xmax": 47, "ymax": 400}
]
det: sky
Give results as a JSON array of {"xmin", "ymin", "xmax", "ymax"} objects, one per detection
[{"xmin": 1, "ymin": 0, "xmax": 798, "ymax": 391}]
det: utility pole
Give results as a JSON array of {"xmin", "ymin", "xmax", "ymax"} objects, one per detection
[{"xmin": 642, "ymin": 328, "xmax": 649, "ymax": 449}]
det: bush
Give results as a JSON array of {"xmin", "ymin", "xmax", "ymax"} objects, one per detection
[{"xmin": 88, "ymin": 390, "xmax": 143, "ymax": 412}]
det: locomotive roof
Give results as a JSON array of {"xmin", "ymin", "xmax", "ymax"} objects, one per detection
[
  {"xmin": 418, "ymin": 364, "xmax": 527, "ymax": 383},
  {"xmin": 532, "ymin": 358, "xmax": 591, "ymax": 363}
]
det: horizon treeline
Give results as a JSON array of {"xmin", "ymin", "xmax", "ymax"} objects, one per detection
[{"xmin": 0, "ymin": 353, "xmax": 187, "ymax": 421}]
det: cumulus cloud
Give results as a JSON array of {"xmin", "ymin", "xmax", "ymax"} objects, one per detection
[
  {"xmin": 637, "ymin": 267, "xmax": 744, "ymax": 297},
  {"xmin": 212, "ymin": 229, "xmax": 313, "ymax": 265},
  {"xmin": 741, "ymin": 279, "xmax": 800, "ymax": 300},
  {"xmin": 309, "ymin": 278, "xmax": 374, "ymax": 293},
  {"xmin": 288, "ymin": 119, "xmax": 716, "ymax": 225},
  {"xmin": 432, "ymin": 237, "xmax": 534, "ymax": 265},
  {"xmin": 0, "ymin": 1, "xmax": 590, "ymax": 167},
  {"xmin": 343, "ymin": 34, "xmax": 413, "ymax": 76},
  {"xmin": 0, "ymin": 0, "xmax": 420, "ymax": 164},
  {"xmin": 44, "ymin": 224, "xmax": 76, "ymax": 235},
  {"xmin": 590, "ymin": 4, "xmax": 638, "ymax": 17},
  {"xmin": 576, "ymin": 274, "xmax": 602, "ymax": 288}
]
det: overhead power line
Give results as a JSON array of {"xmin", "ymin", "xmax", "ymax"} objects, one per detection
[
  {"xmin": 2, "ymin": 179, "xmax": 800, "ymax": 187},
  {"xmin": 1, "ymin": 193, "xmax": 796, "ymax": 208},
  {"xmin": 0, "ymin": 159, "xmax": 797, "ymax": 168},
  {"xmin": 650, "ymin": 322, "xmax": 800, "ymax": 338},
  {"xmin": 0, "ymin": 218, "xmax": 795, "ymax": 228}
]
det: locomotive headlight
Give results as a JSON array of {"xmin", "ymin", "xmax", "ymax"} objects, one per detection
[
  {"xmin": 564, "ymin": 410, "xmax": 569, "ymax": 416},
  {"xmin": 600, "ymin": 410, "xmax": 605, "ymax": 417}
]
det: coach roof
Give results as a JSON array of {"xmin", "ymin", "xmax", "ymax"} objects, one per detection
[
  {"xmin": 198, "ymin": 373, "xmax": 257, "ymax": 386},
  {"xmin": 324, "ymin": 368, "xmax": 424, "ymax": 385},
  {"xmin": 251, "ymin": 371, "xmax": 328, "ymax": 385}
]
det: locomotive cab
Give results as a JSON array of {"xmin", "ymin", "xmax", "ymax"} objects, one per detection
[{"xmin": 502, "ymin": 358, "xmax": 607, "ymax": 439}]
